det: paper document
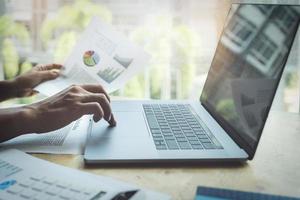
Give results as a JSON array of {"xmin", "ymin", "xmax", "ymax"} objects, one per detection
[
  {"xmin": 35, "ymin": 17, "xmax": 150, "ymax": 96},
  {"xmin": 0, "ymin": 149, "xmax": 171, "ymax": 200},
  {"xmin": 0, "ymin": 115, "xmax": 91, "ymax": 155}
]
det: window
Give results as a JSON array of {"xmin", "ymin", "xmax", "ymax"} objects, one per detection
[
  {"xmin": 256, "ymin": 5, "xmax": 274, "ymax": 15},
  {"xmin": 250, "ymin": 34, "xmax": 277, "ymax": 66},
  {"xmin": 275, "ymin": 6, "xmax": 298, "ymax": 32},
  {"xmin": 225, "ymin": 16, "xmax": 255, "ymax": 47}
]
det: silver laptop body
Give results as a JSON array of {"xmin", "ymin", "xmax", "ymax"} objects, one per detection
[{"xmin": 84, "ymin": 3, "xmax": 300, "ymax": 164}]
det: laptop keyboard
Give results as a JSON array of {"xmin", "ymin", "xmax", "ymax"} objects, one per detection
[{"xmin": 143, "ymin": 104, "xmax": 223, "ymax": 150}]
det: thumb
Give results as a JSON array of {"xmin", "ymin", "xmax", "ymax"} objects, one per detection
[{"xmin": 17, "ymin": 89, "xmax": 39, "ymax": 97}]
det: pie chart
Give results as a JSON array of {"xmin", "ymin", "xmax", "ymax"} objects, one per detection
[{"xmin": 83, "ymin": 50, "xmax": 100, "ymax": 67}]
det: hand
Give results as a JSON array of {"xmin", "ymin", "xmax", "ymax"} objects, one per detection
[
  {"xmin": 13, "ymin": 63, "xmax": 62, "ymax": 97},
  {"xmin": 22, "ymin": 84, "xmax": 116, "ymax": 134}
]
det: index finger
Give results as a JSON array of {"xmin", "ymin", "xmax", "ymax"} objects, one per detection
[
  {"xmin": 108, "ymin": 113, "xmax": 117, "ymax": 127},
  {"xmin": 81, "ymin": 93, "xmax": 112, "ymax": 124},
  {"xmin": 80, "ymin": 84, "xmax": 111, "ymax": 102}
]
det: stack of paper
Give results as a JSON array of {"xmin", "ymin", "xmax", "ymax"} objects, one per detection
[
  {"xmin": 0, "ymin": 149, "xmax": 170, "ymax": 200},
  {"xmin": 0, "ymin": 115, "xmax": 91, "ymax": 155}
]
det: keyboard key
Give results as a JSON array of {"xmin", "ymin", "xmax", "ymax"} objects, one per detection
[
  {"xmin": 171, "ymin": 127, "xmax": 181, "ymax": 131},
  {"xmin": 151, "ymin": 129, "xmax": 161, "ymax": 134},
  {"xmin": 146, "ymin": 115, "xmax": 159, "ymax": 129},
  {"xmin": 187, "ymin": 136, "xmax": 198, "ymax": 141},
  {"xmin": 185, "ymin": 133, "xmax": 194, "ymax": 137},
  {"xmin": 174, "ymin": 134, "xmax": 185, "ymax": 139},
  {"xmin": 173, "ymin": 130, "xmax": 182, "ymax": 134},
  {"xmin": 197, "ymin": 134, "xmax": 208, "ymax": 139},
  {"xmin": 178, "ymin": 141, "xmax": 191, "ymax": 149},
  {"xmin": 159, "ymin": 122, "xmax": 168, "ymax": 125},
  {"xmin": 160, "ymin": 125, "xmax": 169, "ymax": 129},
  {"xmin": 202, "ymin": 142, "xmax": 216, "ymax": 149},
  {"xmin": 183, "ymin": 129, "xmax": 193, "ymax": 133},
  {"xmin": 161, "ymin": 128, "xmax": 171, "ymax": 133},
  {"xmin": 200, "ymin": 138, "xmax": 211, "ymax": 143},
  {"xmin": 154, "ymin": 140, "xmax": 165, "ymax": 146},
  {"xmin": 153, "ymin": 136, "xmax": 163, "ymax": 140},
  {"xmin": 191, "ymin": 144, "xmax": 203, "ymax": 149},
  {"xmin": 164, "ymin": 135, "xmax": 175, "ymax": 140},
  {"xmin": 162, "ymin": 133, "xmax": 173, "ymax": 137},
  {"xmin": 193, "ymin": 127, "xmax": 204, "ymax": 131},
  {"xmin": 165, "ymin": 140, "xmax": 179, "ymax": 149},
  {"xmin": 156, "ymin": 145, "xmax": 167, "ymax": 150},
  {"xmin": 152, "ymin": 134, "xmax": 162, "ymax": 138},
  {"xmin": 177, "ymin": 137, "xmax": 188, "ymax": 142}
]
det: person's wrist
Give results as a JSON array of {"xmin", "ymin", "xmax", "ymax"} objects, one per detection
[
  {"xmin": 16, "ymin": 105, "xmax": 37, "ymax": 134},
  {"xmin": 2, "ymin": 105, "xmax": 36, "ymax": 139},
  {"xmin": 0, "ymin": 79, "xmax": 19, "ymax": 99},
  {"xmin": 11, "ymin": 77, "xmax": 26, "ymax": 97}
]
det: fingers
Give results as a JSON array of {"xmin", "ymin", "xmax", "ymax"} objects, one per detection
[
  {"xmin": 79, "ymin": 95, "xmax": 116, "ymax": 126},
  {"xmin": 80, "ymin": 84, "xmax": 111, "ymax": 102},
  {"xmin": 24, "ymin": 89, "xmax": 39, "ymax": 97},
  {"xmin": 67, "ymin": 84, "xmax": 116, "ymax": 126},
  {"xmin": 36, "ymin": 63, "xmax": 63, "ymax": 71},
  {"xmin": 78, "ymin": 102, "xmax": 104, "ymax": 122},
  {"xmin": 108, "ymin": 113, "xmax": 117, "ymax": 127},
  {"xmin": 34, "ymin": 64, "xmax": 62, "ymax": 83},
  {"xmin": 17, "ymin": 89, "xmax": 39, "ymax": 97},
  {"xmin": 81, "ymin": 93, "xmax": 112, "ymax": 123},
  {"xmin": 39, "ymin": 70, "xmax": 60, "ymax": 81}
]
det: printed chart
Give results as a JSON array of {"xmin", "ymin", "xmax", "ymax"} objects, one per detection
[
  {"xmin": 96, "ymin": 54, "xmax": 134, "ymax": 83},
  {"xmin": 97, "ymin": 67, "xmax": 124, "ymax": 83},
  {"xmin": 113, "ymin": 54, "xmax": 133, "ymax": 68},
  {"xmin": 83, "ymin": 50, "xmax": 100, "ymax": 67}
]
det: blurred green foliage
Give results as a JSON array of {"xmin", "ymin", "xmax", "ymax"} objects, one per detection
[
  {"xmin": 41, "ymin": 1, "xmax": 198, "ymax": 99},
  {"xmin": 0, "ymin": 15, "xmax": 29, "ymax": 43},
  {"xmin": 0, "ymin": 15, "xmax": 31, "ymax": 79},
  {"xmin": 0, "ymin": 14, "xmax": 33, "ymax": 104},
  {"xmin": 285, "ymin": 71, "xmax": 298, "ymax": 88},
  {"xmin": 1, "ymin": 0, "xmax": 199, "ymax": 101},
  {"xmin": 1, "ymin": 38, "xmax": 19, "ymax": 79},
  {"xmin": 41, "ymin": 0, "xmax": 112, "ymax": 63},
  {"xmin": 128, "ymin": 15, "xmax": 198, "ymax": 99}
]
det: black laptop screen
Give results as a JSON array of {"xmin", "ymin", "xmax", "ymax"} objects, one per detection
[{"xmin": 200, "ymin": 4, "xmax": 300, "ymax": 158}]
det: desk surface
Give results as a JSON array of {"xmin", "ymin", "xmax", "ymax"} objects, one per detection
[{"xmin": 33, "ymin": 111, "xmax": 300, "ymax": 200}]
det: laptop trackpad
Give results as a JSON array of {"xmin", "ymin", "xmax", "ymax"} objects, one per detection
[{"xmin": 91, "ymin": 111, "xmax": 150, "ymax": 138}]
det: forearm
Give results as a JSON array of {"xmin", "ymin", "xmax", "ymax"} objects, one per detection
[
  {"xmin": 0, "ymin": 106, "xmax": 32, "ymax": 143},
  {"xmin": 0, "ymin": 80, "xmax": 17, "ymax": 102}
]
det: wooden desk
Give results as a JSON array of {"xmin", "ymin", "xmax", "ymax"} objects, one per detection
[{"xmin": 33, "ymin": 111, "xmax": 300, "ymax": 200}]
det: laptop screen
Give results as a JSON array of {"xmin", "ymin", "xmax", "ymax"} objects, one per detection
[{"xmin": 200, "ymin": 4, "xmax": 300, "ymax": 158}]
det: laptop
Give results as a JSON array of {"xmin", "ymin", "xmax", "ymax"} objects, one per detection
[{"xmin": 84, "ymin": 3, "xmax": 300, "ymax": 164}]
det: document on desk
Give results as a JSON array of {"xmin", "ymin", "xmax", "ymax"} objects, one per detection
[
  {"xmin": 35, "ymin": 16, "xmax": 150, "ymax": 96},
  {"xmin": 0, "ymin": 115, "xmax": 91, "ymax": 155},
  {"xmin": 0, "ymin": 149, "xmax": 171, "ymax": 200}
]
